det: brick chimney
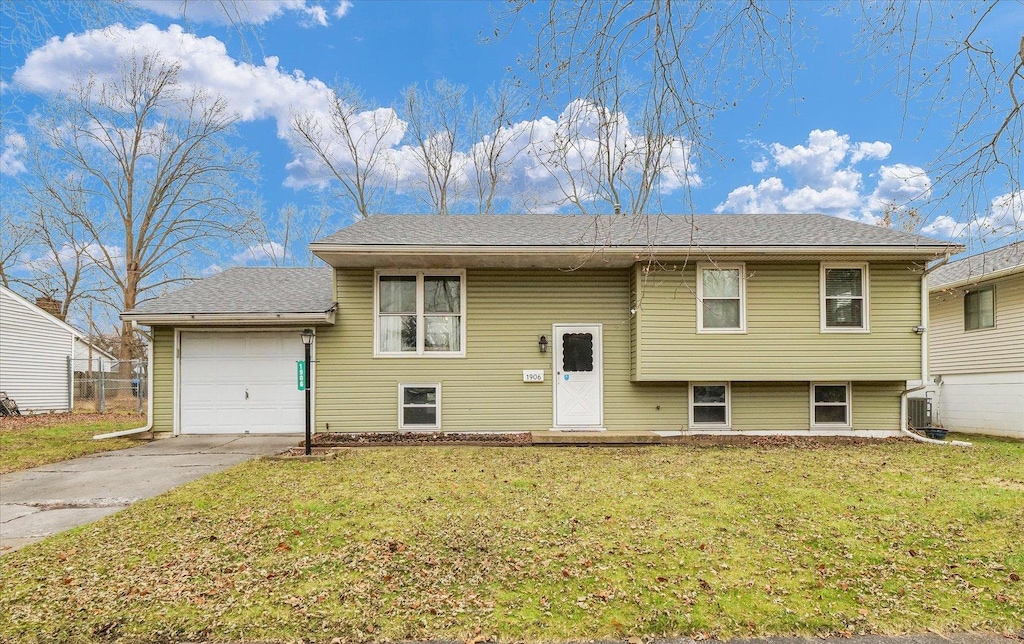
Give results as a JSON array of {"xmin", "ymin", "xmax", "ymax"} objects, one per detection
[{"xmin": 36, "ymin": 296, "xmax": 65, "ymax": 320}]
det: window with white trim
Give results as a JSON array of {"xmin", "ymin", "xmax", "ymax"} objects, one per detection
[
  {"xmin": 811, "ymin": 383, "xmax": 851, "ymax": 427},
  {"xmin": 697, "ymin": 263, "xmax": 746, "ymax": 332},
  {"xmin": 821, "ymin": 264, "xmax": 868, "ymax": 331},
  {"xmin": 376, "ymin": 270, "xmax": 465, "ymax": 356},
  {"xmin": 399, "ymin": 383, "xmax": 440, "ymax": 429},
  {"xmin": 689, "ymin": 383, "xmax": 731, "ymax": 428},
  {"xmin": 964, "ymin": 286, "xmax": 995, "ymax": 330}
]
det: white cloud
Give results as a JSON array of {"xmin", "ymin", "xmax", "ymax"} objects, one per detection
[
  {"xmin": 232, "ymin": 241, "xmax": 286, "ymax": 264},
  {"xmin": 14, "ymin": 23, "xmax": 336, "ymax": 149},
  {"xmin": 0, "ymin": 132, "xmax": 27, "ymax": 175},
  {"xmin": 137, "ymin": 0, "xmax": 330, "ymax": 26},
  {"xmin": 334, "ymin": 1, "xmax": 353, "ymax": 18},
  {"xmin": 923, "ymin": 191, "xmax": 1023, "ymax": 240},
  {"xmin": 716, "ymin": 129, "xmax": 929, "ymax": 222},
  {"xmin": 14, "ymin": 27, "xmax": 698, "ymax": 213}
]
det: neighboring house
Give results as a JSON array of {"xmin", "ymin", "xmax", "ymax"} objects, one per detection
[
  {"xmin": 928, "ymin": 241, "xmax": 1024, "ymax": 438},
  {"xmin": 122, "ymin": 214, "xmax": 959, "ymax": 437},
  {"xmin": 0, "ymin": 285, "xmax": 82, "ymax": 413}
]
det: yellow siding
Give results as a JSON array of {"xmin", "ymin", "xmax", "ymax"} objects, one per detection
[
  {"xmin": 852, "ymin": 381, "xmax": 904, "ymax": 429},
  {"xmin": 315, "ymin": 268, "xmax": 687, "ymax": 433},
  {"xmin": 730, "ymin": 382, "xmax": 808, "ymax": 430},
  {"xmin": 151, "ymin": 326, "xmax": 174, "ymax": 433},
  {"xmin": 929, "ymin": 272, "xmax": 1024, "ymax": 375},
  {"xmin": 636, "ymin": 261, "xmax": 922, "ymax": 381}
]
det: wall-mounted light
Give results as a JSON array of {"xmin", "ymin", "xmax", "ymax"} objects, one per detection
[
  {"xmin": 538, "ymin": 335, "xmax": 548, "ymax": 353},
  {"xmin": 913, "ymin": 326, "xmax": 926, "ymax": 335}
]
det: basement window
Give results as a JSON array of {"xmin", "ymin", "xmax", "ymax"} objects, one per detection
[{"xmin": 399, "ymin": 383, "xmax": 440, "ymax": 430}]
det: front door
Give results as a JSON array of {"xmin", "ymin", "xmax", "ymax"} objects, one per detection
[{"xmin": 553, "ymin": 324, "xmax": 603, "ymax": 428}]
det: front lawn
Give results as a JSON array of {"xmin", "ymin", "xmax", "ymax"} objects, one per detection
[
  {"xmin": 0, "ymin": 413, "xmax": 143, "ymax": 474},
  {"xmin": 1, "ymin": 437, "xmax": 1022, "ymax": 643}
]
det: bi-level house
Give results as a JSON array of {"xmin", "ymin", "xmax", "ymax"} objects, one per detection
[{"xmin": 121, "ymin": 214, "xmax": 959, "ymax": 437}]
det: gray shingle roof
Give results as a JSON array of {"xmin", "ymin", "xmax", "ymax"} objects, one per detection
[
  {"xmin": 125, "ymin": 267, "xmax": 334, "ymax": 315},
  {"xmin": 930, "ymin": 241, "xmax": 1024, "ymax": 289},
  {"xmin": 312, "ymin": 213, "xmax": 953, "ymax": 248}
]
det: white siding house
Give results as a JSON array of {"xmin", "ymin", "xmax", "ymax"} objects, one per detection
[
  {"xmin": 929, "ymin": 241, "xmax": 1024, "ymax": 439},
  {"xmin": 0, "ymin": 285, "xmax": 81, "ymax": 413}
]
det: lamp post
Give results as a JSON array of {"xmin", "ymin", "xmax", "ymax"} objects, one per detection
[{"xmin": 300, "ymin": 328, "xmax": 314, "ymax": 455}]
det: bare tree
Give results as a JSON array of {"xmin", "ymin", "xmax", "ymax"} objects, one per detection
[
  {"xmin": 291, "ymin": 83, "xmax": 402, "ymax": 218},
  {"xmin": 246, "ymin": 202, "xmax": 338, "ymax": 267},
  {"xmin": 402, "ymin": 80, "xmax": 470, "ymax": 215},
  {"xmin": 467, "ymin": 82, "xmax": 529, "ymax": 214},
  {"xmin": 25, "ymin": 51, "xmax": 258, "ymax": 365},
  {"xmin": 498, "ymin": 1, "xmax": 798, "ymax": 218},
  {"xmin": 499, "ymin": 1, "xmax": 1021, "ymax": 241},
  {"xmin": 0, "ymin": 210, "xmax": 31, "ymax": 289}
]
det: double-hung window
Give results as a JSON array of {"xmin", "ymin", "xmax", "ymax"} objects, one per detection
[
  {"xmin": 689, "ymin": 383, "xmax": 731, "ymax": 429},
  {"xmin": 697, "ymin": 263, "xmax": 746, "ymax": 332},
  {"xmin": 821, "ymin": 263, "xmax": 869, "ymax": 331},
  {"xmin": 964, "ymin": 287, "xmax": 995, "ymax": 330},
  {"xmin": 811, "ymin": 383, "xmax": 851, "ymax": 428},
  {"xmin": 376, "ymin": 270, "xmax": 465, "ymax": 356},
  {"xmin": 399, "ymin": 383, "xmax": 440, "ymax": 429}
]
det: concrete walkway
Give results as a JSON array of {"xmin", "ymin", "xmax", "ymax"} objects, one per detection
[{"xmin": 0, "ymin": 435, "xmax": 298, "ymax": 553}]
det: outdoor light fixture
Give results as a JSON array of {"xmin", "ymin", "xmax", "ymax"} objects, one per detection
[
  {"xmin": 538, "ymin": 335, "xmax": 548, "ymax": 353},
  {"xmin": 300, "ymin": 329, "xmax": 314, "ymax": 455}
]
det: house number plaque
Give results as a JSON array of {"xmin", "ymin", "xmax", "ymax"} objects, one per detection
[{"xmin": 522, "ymin": 370, "xmax": 545, "ymax": 383}]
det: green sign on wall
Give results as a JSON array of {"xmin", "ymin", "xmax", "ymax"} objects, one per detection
[{"xmin": 297, "ymin": 361, "xmax": 306, "ymax": 391}]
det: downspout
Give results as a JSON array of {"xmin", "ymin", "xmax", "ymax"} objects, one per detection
[
  {"xmin": 93, "ymin": 324, "xmax": 153, "ymax": 440},
  {"xmin": 900, "ymin": 253, "xmax": 971, "ymax": 446}
]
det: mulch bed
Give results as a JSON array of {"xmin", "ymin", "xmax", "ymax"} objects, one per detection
[
  {"xmin": 310, "ymin": 431, "xmax": 534, "ymax": 447},
  {"xmin": 0, "ymin": 411, "xmax": 144, "ymax": 432},
  {"xmin": 660, "ymin": 434, "xmax": 915, "ymax": 447}
]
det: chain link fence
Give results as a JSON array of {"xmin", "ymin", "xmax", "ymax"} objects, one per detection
[{"xmin": 71, "ymin": 357, "xmax": 147, "ymax": 414}]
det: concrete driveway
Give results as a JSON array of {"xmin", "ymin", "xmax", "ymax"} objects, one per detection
[{"xmin": 0, "ymin": 435, "xmax": 298, "ymax": 553}]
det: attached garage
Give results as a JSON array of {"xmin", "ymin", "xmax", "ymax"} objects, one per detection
[
  {"xmin": 179, "ymin": 331, "xmax": 306, "ymax": 434},
  {"xmin": 122, "ymin": 268, "xmax": 336, "ymax": 435}
]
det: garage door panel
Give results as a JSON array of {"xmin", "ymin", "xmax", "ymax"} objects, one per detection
[{"xmin": 179, "ymin": 331, "xmax": 306, "ymax": 434}]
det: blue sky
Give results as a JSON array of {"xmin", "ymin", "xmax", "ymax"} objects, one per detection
[{"xmin": 2, "ymin": 0, "xmax": 1022, "ymax": 281}]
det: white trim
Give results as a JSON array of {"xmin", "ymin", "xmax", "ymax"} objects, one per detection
[
  {"xmin": 810, "ymin": 382, "xmax": 853, "ymax": 429},
  {"xmin": 398, "ymin": 382, "xmax": 441, "ymax": 430},
  {"xmin": 551, "ymin": 323, "xmax": 604, "ymax": 429},
  {"xmin": 696, "ymin": 263, "xmax": 747, "ymax": 333},
  {"xmin": 689, "ymin": 382, "xmax": 732, "ymax": 429},
  {"xmin": 121, "ymin": 311, "xmax": 336, "ymax": 325},
  {"xmin": 173, "ymin": 329, "xmax": 181, "ymax": 436},
  {"xmin": 374, "ymin": 269, "xmax": 466, "ymax": 358},
  {"xmin": 820, "ymin": 262, "xmax": 870, "ymax": 333}
]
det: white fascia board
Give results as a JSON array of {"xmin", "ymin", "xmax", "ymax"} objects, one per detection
[{"xmin": 119, "ymin": 310, "xmax": 336, "ymax": 326}]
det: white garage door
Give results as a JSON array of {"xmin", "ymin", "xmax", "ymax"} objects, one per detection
[{"xmin": 179, "ymin": 331, "xmax": 306, "ymax": 434}]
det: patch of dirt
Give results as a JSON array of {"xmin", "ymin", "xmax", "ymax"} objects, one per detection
[
  {"xmin": 0, "ymin": 412, "xmax": 143, "ymax": 432},
  {"xmin": 311, "ymin": 431, "xmax": 533, "ymax": 446}
]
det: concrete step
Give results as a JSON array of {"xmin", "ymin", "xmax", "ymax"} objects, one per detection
[{"xmin": 531, "ymin": 430, "xmax": 663, "ymax": 445}]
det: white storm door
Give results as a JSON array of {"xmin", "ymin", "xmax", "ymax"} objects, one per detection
[
  {"xmin": 553, "ymin": 324, "xmax": 603, "ymax": 428},
  {"xmin": 179, "ymin": 331, "xmax": 306, "ymax": 434}
]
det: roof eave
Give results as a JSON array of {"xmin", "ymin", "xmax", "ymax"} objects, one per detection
[
  {"xmin": 310, "ymin": 243, "xmax": 962, "ymax": 268},
  {"xmin": 930, "ymin": 264, "xmax": 1024, "ymax": 292},
  {"xmin": 119, "ymin": 309, "xmax": 337, "ymax": 326}
]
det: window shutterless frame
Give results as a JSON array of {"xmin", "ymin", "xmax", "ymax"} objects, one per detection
[
  {"xmin": 398, "ymin": 383, "xmax": 441, "ymax": 430},
  {"xmin": 963, "ymin": 286, "xmax": 995, "ymax": 331},
  {"xmin": 820, "ymin": 263, "xmax": 869, "ymax": 333},
  {"xmin": 810, "ymin": 382, "xmax": 852, "ymax": 429},
  {"xmin": 689, "ymin": 382, "xmax": 731, "ymax": 429},
  {"xmin": 374, "ymin": 269, "xmax": 466, "ymax": 357},
  {"xmin": 696, "ymin": 263, "xmax": 747, "ymax": 333}
]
